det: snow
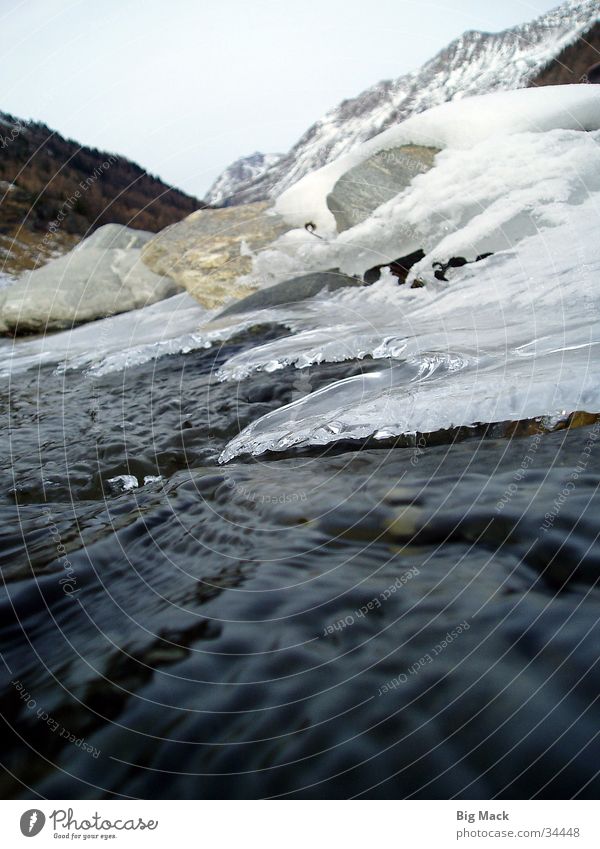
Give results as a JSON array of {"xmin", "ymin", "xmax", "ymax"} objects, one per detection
[
  {"xmin": 275, "ymin": 85, "xmax": 600, "ymax": 234},
  {"xmin": 0, "ymin": 293, "xmax": 208, "ymax": 379},
  {"xmin": 219, "ymin": 194, "xmax": 600, "ymax": 461},
  {"xmin": 204, "ymin": 152, "xmax": 283, "ymax": 206},
  {"xmin": 247, "ymin": 130, "xmax": 600, "ymax": 295},
  {"xmin": 339, "ymin": 128, "xmax": 600, "ymax": 279},
  {"xmin": 105, "ymin": 474, "xmax": 164, "ymax": 492},
  {"xmin": 106, "ymin": 475, "xmax": 139, "ymax": 493}
]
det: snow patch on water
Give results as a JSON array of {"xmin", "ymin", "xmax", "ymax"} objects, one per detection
[
  {"xmin": 106, "ymin": 474, "xmax": 139, "ymax": 493},
  {"xmin": 219, "ymin": 195, "xmax": 600, "ymax": 461},
  {"xmin": 0, "ymin": 293, "xmax": 209, "ymax": 378}
]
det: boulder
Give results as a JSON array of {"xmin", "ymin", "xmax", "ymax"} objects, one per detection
[
  {"xmin": 141, "ymin": 201, "xmax": 289, "ymax": 309},
  {"xmin": 215, "ymin": 270, "xmax": 364, "ymax": 319},
  {"xmin": 326, "ymin": 144, "xmax": 439, "ymax": 232},
  {"xmin": 0, "ymin": 224, "xmax": 180, "ymax": 335},
  {"xmin": 74, "ymin": 222, "xmax": 152, "ymax": 251}
]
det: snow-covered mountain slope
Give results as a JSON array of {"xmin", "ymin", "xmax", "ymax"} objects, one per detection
[
  {"xmin": 204, "ymin": 152, "xmax": 283, "ymax": 206},
  {"xmin": 206, "ymin": 0, "xmax": 599, "ymax": 206}
]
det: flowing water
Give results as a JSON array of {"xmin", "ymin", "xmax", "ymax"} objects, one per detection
[{"xmin": 1, "ymin": 297, "xmax": 599, "ymax": 799}]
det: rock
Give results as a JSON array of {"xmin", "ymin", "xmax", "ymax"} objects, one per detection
[
  {"xmin": 74, "ymin": 222, "xmax": 152, "ymax": 251},
  {"xmin": 433, "ymin": 252, "xmax": 494, "ymax": 281},
  {"xmin": 215, "ymin": 270, "xmax": 364, "ymax": 319},
  {"xmin": 586, "ymin": 61, "xmax": 600, "ymax": 83},
  {"xmin": 141, "ymin": 202, "xmax": 289, "ymax": 309},
  {"xmin": 326, "ymin": 145, "xmax": 439, "ymax": 232},
  {"xmin": 364, "ymin": 249, "xmax": 426, "ymax": 285},
  {"xmin": 0, "ymin": 224, "xmax": 180, "ymax": 335}
]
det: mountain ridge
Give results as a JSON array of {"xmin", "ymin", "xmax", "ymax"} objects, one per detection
[
  {"xmin": 0, "ymin": 111, "xmax": 204, "ymax": 277},
  {"xmin": 204, "ymin": 0, "xmax": 600, "ymax": 206}
]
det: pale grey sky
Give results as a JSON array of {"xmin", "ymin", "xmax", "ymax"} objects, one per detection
[{"xmin": 1, "ymin": 0, "xmax": 565, "ymax": 198}]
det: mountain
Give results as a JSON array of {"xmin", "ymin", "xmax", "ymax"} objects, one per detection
[
  {"xmin": 206, "ymin": 0, "xmax": 600, "ymax": 206},
  {"xmin": 0, "ymin": 112, "xmax": 204, "ymax": 277},
  {"xmin": 205, "ymin": 152, "xmax": 283, "ymax": 206}
]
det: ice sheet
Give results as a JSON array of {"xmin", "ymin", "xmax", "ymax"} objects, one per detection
[{"xmin": 220, "ymin": 196, "xmax": 600, "ymax": 461}]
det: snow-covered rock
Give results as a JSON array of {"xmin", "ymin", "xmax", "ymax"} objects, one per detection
[
  {"xmin": 276, "ymin": 85, "xmax": 600, "ymax": 235},
  {"xmin": 208, "ymin": 0, "xmax": 599, "ymax": 204},
  {"xmin": 74, "ymin": 222, "xmax": 152, "ymax": 252},
  {"xmin": 244, "ymin": 86, "xmax": 600, "ymax": 293},
  {"xmin": 0, "ymin": 224, "xmax": 180, "ymax": 335},
  {"xmin": 326, "ymin": 144, "xmax": 439, "ymax": 232}
]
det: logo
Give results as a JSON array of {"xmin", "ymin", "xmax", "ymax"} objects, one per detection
[{"xmin": 20, "ymin": 810, "xmax": 46, "ymax": 837}]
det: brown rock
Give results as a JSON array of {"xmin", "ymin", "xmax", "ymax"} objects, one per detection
[{"xmin": 141, "ymin": 202, "xmax": 289, "ymax": 309}]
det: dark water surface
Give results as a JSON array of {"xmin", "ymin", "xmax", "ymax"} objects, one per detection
[{"xmin": 1, "ymin": 331, "xmax": 599, "ymax": 799}]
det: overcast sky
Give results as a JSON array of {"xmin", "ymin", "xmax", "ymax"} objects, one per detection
[{"xmin": 1, "ymin": 0, "xmax": 564, "ymax": 198}]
